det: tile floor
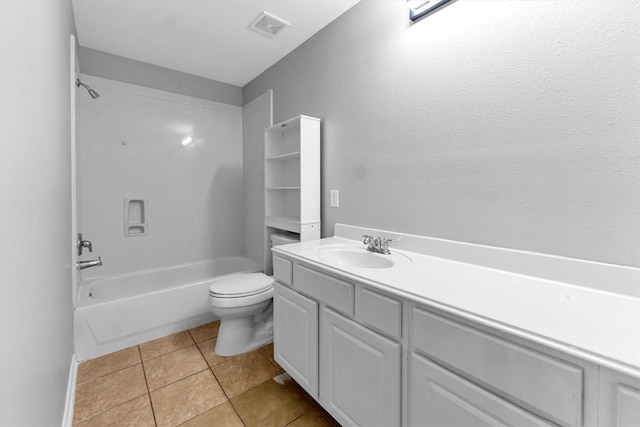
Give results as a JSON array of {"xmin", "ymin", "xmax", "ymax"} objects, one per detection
[{"xmin": 73, "ymin": 321, "xmax": 339, "ymax": 427}]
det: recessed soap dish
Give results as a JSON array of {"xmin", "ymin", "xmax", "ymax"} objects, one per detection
[{"xmin": 124, "ymin": 198, "xmax": 147, "ymax": 237}]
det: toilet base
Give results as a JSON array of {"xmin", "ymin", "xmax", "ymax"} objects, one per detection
[{"xmin": 214, "ymin": 305, "xmax": 274, "ymax": 356}]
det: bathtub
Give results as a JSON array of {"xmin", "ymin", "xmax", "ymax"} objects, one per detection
[{"xmin": 74, "ymin": 257, "xmax": 260, "ymax": 361}]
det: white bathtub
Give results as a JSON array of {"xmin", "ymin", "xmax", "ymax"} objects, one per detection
[{"xmin": 74, "ymin": 257, "xmax": 260, "ymax": 361}]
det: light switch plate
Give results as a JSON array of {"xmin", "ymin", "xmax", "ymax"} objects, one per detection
[{"xmin": 330, "ymin": 190, "xmax": 339, "ymax": 207}]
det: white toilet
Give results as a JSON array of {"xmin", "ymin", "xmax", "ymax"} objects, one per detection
[{"xmin": 208, "ymin": 232, "xmax": 298, "ymax": 356}]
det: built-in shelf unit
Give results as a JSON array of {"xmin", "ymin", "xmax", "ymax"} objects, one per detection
[{"xmin": 264, "ymin": 115, "xmax": 321, "ymax": 273}]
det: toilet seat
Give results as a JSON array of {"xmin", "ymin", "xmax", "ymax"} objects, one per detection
[{"xmin": 209, "ymin": 273, "xmax": 274, "ymax": 308}]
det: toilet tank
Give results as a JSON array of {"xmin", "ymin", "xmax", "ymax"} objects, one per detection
[{"xmin": 270, "ymin": 232, "xmax": 299, "ymax": 248}]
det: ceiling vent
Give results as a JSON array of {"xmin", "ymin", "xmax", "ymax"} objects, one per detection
[{"xmin": 250, "ymin": 11, "xmax": 289, "ymax": 38}]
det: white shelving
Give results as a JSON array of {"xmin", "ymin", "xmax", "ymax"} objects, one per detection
[
  {"xmin": 264, "ymin": 115, "xmax": 320, "ymax": 273},
  {"xmin": 266, "ymin": 151, "xmax": 301, "ymax": 161}
]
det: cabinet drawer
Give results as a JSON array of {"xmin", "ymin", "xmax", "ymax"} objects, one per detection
[
  {"xmin": 358, "ymin": 287, "xmax": 402, "ymax": 340},
  {"xmin": 273, "ymin": 255, "xmax": 293, "ymax": 286},
  {"xmin": 409, "ymin": 353, "xmax": 554, "ymax": 427},
  {"xmin": 293, "ymin": 264, "xmax": 354, "ymax": 316},
  {"xmin": 412, "ymin": 307, "xmax": 583, "ymax": 427}
]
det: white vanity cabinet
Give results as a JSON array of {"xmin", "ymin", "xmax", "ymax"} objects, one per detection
[
  {"xmin": 272, "ymin": 249, "xmax": 637, "ymax": 427},
  {"xmin": 273, "ymin": 260, "xmax": 402, "ymax": 427},
  {"xmin": 599, "ymin": 368, "xmax": 640, "ymax": 427}
]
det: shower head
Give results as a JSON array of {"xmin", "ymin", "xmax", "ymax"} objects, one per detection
[{"xmin": 76, "ymin": 79, "xmax": 100, "ymax": 99}]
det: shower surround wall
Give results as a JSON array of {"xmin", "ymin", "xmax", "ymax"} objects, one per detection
[{"xmin": 78, "ymin": 75, "xmax": 244, "ymax": 278}]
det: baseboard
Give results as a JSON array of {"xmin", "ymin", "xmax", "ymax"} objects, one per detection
[{"xmin": 61, "ymin": 354, "xmax": 78, "ymax": 427}]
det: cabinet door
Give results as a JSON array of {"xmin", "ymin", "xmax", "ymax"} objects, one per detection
[
  {"xmin": 273, "ymin": 282, "xmax": 318, "ymax": 399},
  {"xmin": 599, "ymin": 367, "xmax": 640, "ymax": 427},
  {"xmin": 320, "ymin": 307, "xmax": 401, "ymax": 427},
  {"xmin": 408, "ymin": 353, "xmax": 555, "ymax": 427}
]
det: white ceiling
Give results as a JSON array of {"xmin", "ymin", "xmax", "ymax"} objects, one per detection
[{"xmin": 72, "ymin": 0, "xmax": 360, "ymax": 87}]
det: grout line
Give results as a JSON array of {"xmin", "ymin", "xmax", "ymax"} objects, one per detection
[
  {"xmin": 158, "ymin": 364, "xmax": 239, "ymax": 427},
  {"xmin": 148, "ymin": 365, "xmax": 213, "ymax": 393},
  {"xmin": 140, "ymin": 339, "xmax": 195, "ymax": 363},
  {"xmin": 209, "ymin": 366, "xmax": 233, "ymax": 401},
  {"xmin": 186, "ymin": 320, "xmax": 220, "ymax": 344},
  {"xmin": 73, "ymin": 394, "xmax": 152, "ymax": 426},
  {"xmin": 226, "ymin": 400, "xmax": 248, "ymax": 427},
  {"xmin": 149, "ymin": 366, "xmax": 226, "ymax": 426},
  {"xmin": 223, "ymin": 380, "xmax": 248, "ymax": 427},
  {"xmin": 148, "ymin": 366, "xmax": 215, "ymax": 393},
  {"xmin": 138, "ymin": 345, "xmax": 152, "ymax": 394},
  {"xmin": 204, "ymin": 351, "xmax": 251, "ymax": 425},
  {"xmin": 282, "ymin": 412, "xmax": 306, "ymax": 427},
  {"xmin": 184, "ymin": 321, "xmax": 229, "ymax": 424},
  {"xmin": 75, "ymin": 361, "xmax": 143, "ymax": 386},
  {"xmin": 194, "ymin": 338, "xmax": 215, "ymax": 367},
  {"xmin": 138, "ymin": 345, "xmax": 159, "ymax": 427}
]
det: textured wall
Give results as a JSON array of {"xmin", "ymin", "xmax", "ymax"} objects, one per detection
[
  {"xmin": 78, "ymin": 76, "xmax": 244, "ymax": 278},
  {"xmin": 0, "ymin": 0, "xmax": 76, "ymax": 424},
  {"xmin": 244, "ymin": 0, "xmax": 640, "ymax": 267}
]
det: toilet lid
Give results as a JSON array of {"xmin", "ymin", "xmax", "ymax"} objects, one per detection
[{"xmin": 209, "ymin": 273, "xmax": 273, "ymax": 298}]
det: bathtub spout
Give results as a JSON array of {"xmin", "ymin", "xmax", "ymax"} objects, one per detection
[{"xmin": 77, "ymin": 257, "xmax": 103, "ymax": 270}]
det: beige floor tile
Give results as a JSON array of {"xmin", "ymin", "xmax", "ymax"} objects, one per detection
[
  {"xmin": 77, "ymin": 346, "xmax": 141, "ymax": 384},
  {"xmin": 144, "ymin": 344, "xmax": 208, "ymax": 391},
  {"xmin": 74, "ymin": 395, "xmax": 155, "ymax": 427},
  {"xmin": 196, "ymin": 337, "xmax": 232, "ymax": 367},
  {"xmin": 150, "ymin": 370, "xmax": 227, "ymax": 427},
  {"xmin": 285, "ymin": 411, "xmax": 340, "ymax": 427},
  {"xmin": 232, "ymin": 373, "xmax": 315, "ymax": 427},
  {"xmin": 188, "ymin": 320, "xmax": 220, "ymax": 343},
  {"xmin": 73, "ymin": 364, "xmax": 148, "ymax": 423},
  {"xmin": 139, "ymin": 330, "xmax": 194, "ymax": 361},
  {"xmin": 258, "ymin": 342, "xmax": 285, "ymax": 374},
  {"xmin": 257, "ymin": 342, "xmax": 274, "ymax": 359},
  {"xmin": 178, "ymin": 401, "xmax": 243, "ymax": 427},
  {"xmin": 212, "ymin": 350, "xmax": 281, "ymax": 398}
]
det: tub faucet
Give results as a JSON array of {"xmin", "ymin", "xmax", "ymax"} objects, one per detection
[
  {"xmin": 77, "ymin": 233, "xmax": 93, "ymax": 256},
  {"xmin": 362, "ymin": 235, "xmax": 394, "ymax": 255},
  {"xmin": 77, "ymin": 257, "xmax": 103, "ymax": 270}
]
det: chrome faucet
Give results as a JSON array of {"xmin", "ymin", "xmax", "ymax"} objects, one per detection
[
  {"xmin": 77, "ymin": 257, "xmax": 103, "ymax": 270},
  {"xmin": 362, "ymin": 235, "xmax": 394, "ymax": 255}
]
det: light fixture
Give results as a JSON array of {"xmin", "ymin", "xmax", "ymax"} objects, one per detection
[
  {"xmin": 181, "ymin": 136, "xmax": 193, "ymax": 146},
  {"xmin": 408, "ymin": 0, "xmax": 453, "ymax": 21}
]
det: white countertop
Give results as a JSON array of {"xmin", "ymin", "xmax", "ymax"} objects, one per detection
[{"xmin": 273, "ymin": 229, "xmax": 640, "ymax": 379}]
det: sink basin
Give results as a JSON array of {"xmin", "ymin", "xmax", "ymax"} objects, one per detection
[{"xmin": 316, "ymin": 246, "xmax": 410, "ymax": 269}]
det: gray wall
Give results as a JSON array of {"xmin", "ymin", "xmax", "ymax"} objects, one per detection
[
  {"xmin": 79, "ymin": 47, "xmax": 242, "ymax": 106},
  {"xmin": 244, "ymin": 0, "xmax": 640, "ymax": 267},
  {"xmin": 0, "ymin": 0, "xmax": 76, "ymax": 424}
]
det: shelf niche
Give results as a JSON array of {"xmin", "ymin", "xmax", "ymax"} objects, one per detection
[{"xmin": 264, "ymin": 115, "xmax": 321, "ymax": 274}]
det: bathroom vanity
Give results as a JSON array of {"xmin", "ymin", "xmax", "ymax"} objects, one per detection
[{"xmin": 271, "ymin": 224, "xmax": 640, "ymax": 427}]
